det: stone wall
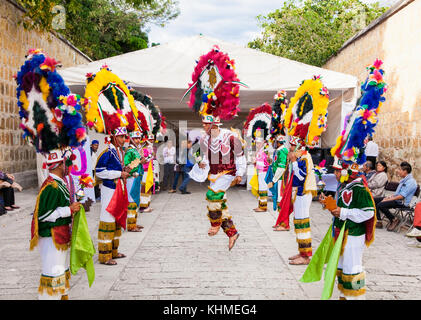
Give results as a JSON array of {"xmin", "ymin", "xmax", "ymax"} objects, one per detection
[
  {"xmin": 0, "ymin": 0, "xmax": 91, "ymax": 188},
  {"xmin": 323, "ymin": 0, "xmax": 421, "ymax": 182}
]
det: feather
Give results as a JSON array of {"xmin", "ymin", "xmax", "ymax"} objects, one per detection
[
  {"xmin": 186, "ymin": 47, "xmax": 242, "ymax": 121},
  {"xmin": 243, "ymin": 103, "xmax": 272, "ymax": 141},
  {"xmin": 332, "ymin": 59, "xmax": 387, "ymax": 165}
]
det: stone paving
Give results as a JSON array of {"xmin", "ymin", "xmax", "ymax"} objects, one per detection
[{"xmin": 0, "ymin": 182, "xmax": 421, "ymax": 300}]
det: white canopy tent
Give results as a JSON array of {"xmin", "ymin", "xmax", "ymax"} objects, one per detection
[{"xmin": 59, "ymin": 35, "xmax": 358, "ymax": 147}]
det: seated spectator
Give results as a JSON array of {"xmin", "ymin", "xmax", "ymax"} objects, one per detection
[
  {"xmin": 0, "ymin": 170, "xmax": 22, "ymax": 211},
  {"xmin": 406, "ymin": 202, "xmax": 421, "ymax": 247},
  {"xmin": 368, "ymin": 161, "xmax": 388, "ymax": 198},
  {"xmin": 361, "ymin": 160, "xmax": 376, "ymax": 180},
  {"xmin": 0, "ymin": 191, "xmax": 5, "ymax": 216},
  {"xmin": 375, "ymin": 161, "xmax": 417, "ymax": 230}
]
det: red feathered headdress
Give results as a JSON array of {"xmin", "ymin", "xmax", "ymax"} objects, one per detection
[{"xmin": 182, "ymin": 45, "xmax": 248, "ymax": 122}]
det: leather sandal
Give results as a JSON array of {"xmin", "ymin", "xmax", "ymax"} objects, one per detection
[
  {"xmin": 288, "ymin": 254, "xmax": 301, "ymax": 260},
  {"xmin": 289, "ymin": 256, "xmax": 310, "ymax": 265},
  {"xmin": 113, "ymin": 253, "xmax": 126, "ymax": 259},
  {"xmin": 273, "ymin": 226, "xmax": 290, "ymax": 231},
  {"xmin": 103, "ymin": 259, "xmax": 117, "ymax": 265}
]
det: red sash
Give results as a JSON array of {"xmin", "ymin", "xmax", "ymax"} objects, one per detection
[
  {"xmin": 275, "ymin": 173, "xmax": 294, "ymax": 228},
  {"xmin": 106, "ymin": 179, "xmax": 129, "ymax": 229}
]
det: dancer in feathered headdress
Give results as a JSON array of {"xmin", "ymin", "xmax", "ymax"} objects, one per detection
[
  {"xmin": 243, "ymin": 103, "xmax": 272, "ymax": 212},
  {"xmin": 270, "ymin": 89, "xmax": 289, "ymax": 142},
  {"xmin": 84, "ymin": 65, "xmax": 137, "ymax": 265},
  {"xmin": 184, "ymin": 45, "xmax": 247, "ymax": 251},
  {"xmin": 126, "ymin": 88, "xmax": 157, "ymax": 216},
  {"xmin": 266, "ymin": 90, "xmax": 290, "ymax": 212},
  {"xmin": 16, "ymin": 49, "xmax": 94, "ymax": 299},
  {"xmin": 273, "ymin": 76, "xmax": 328, "ymax": 266},
  {"xmin": 301, "ymin": 60, "xmax": 387, "ymax": 300}
]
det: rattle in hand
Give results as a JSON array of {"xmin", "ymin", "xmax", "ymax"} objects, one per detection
[{"xmin": 320, "ymin": 195, "xmax": 338, "ymax": 211}]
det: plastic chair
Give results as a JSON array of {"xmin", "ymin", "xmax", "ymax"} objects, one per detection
[{"xmin": 394, "ymin": 185, "xmax": 421, "ymax": 233}]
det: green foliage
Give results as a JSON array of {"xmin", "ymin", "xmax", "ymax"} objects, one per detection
[
  {"xmin": 248, "ymin": 0, "xmax": 388, "ymax": 66},
  {"xmin": 16, "ymin": 0, "xmax": 179, "ymax": 60}
]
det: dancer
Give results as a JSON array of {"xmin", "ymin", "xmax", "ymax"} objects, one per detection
[
  {"xmin": 267, "ymin": 135, "xmax": 289, "ymax": 212},
  {"xmin": 198, "ymin": 114, "xmax": 245, "ymax": 250},
  {"xmin": 243, "ymin": 103, "xmax": 272, "ymax": 212},
  {"xmin": 139, "ymin": 134, "xmax": 155, "ymax": 213},
  {"xmin": 320, "ymin": 158, "xmax": 376, "ymax": 299},
  {"xmin": 301, "ymin": 59, "xmax": 387, "ymax": 300},
  {"xmin": 253, "ymin": 130, "xmax": 270, "ymax": 212},
  {"xmin": 183, "ymin": 45, "xmax": 246, "ymax": 250},
  {"xmin": 95, "ymin": 127, "xmax": 130, "ymax": 265},
  {"xmin": 124, "ymin": 130, "xmax": 147, "ymax": 232},
  {"xmin": 266, "ymin": 90, "xmax": 289, "ymax": 212},
  {"xmin": 84, "ymin": 65, "xmax": 147, "ymax": 264},
  {"xmin": 17, "ymin": 49, "xmax": 88, "ymax": 299},
  {"xmin": 274, "ymin": 76, "xmax": 329, "ymax": 265},
  {"xmin": 33, "ymin": 150, "xmax": 82, "ymax": 299}
]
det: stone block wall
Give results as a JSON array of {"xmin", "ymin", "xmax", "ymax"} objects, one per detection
[
  {"xmin": 323, "ymin": 0, "xmax": 421, "ymax": 182},
  {"xmin": 0, "ymin": 0, "xmax": 91, "ymax": 187}
]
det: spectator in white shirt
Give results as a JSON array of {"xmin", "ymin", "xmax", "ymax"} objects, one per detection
[
  {"xmin": 365, "ymin": 136, "xmax": 379, "ymax": 166},
  {"xmin": 91, "ymin": 139, "xmax": 100, "ymax": 200},
  {"xmin": 162, "ymin": 138, "xmax": 176, "ymax": 191}
]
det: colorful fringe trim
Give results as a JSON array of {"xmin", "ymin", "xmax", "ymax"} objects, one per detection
[
  {"xmin": 38, "ymin": 272, "xmax": 69, "ymax": 297},
  {"xmin": 221, "ymin": 218, "xmax": 238, "ymax": 238},
  {"xmin": 294, "ymin": 218, "xmax": 312, "ymax": 257},
  {"xmin": 258, "ymin": 190, "xmax": 268, "ymax": 210},
  {"xmin": 98, "ymin": 221, "xmax": 121, "ymax": 263},
  {"xmin": 127, "ymin": 202, "xmax": 138, "ymax": 231},
  {"xmin": 139, "ymin": 182, "xmax": 151, "ymax": 209},
  {"xmin": 206, "ymin": 189, "xmax": 237, "ymax": 237},
  {"xmin": 337, "ymin": 269, "xmax": 366, "ymax": 299}
]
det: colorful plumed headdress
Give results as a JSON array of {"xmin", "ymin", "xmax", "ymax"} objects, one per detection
[
  {"xmin": 182, "ymin": 45, "xmax": 247, "ymax": 122},
  {"xmin": 84, "ymin": 65, "xmax": 144, "ymax": 137},
  {"xmin": 129, "ymin": 88, "xmax": 163, "ymax": 140},
  {"xmin": 243, "ymin": 103, "xmax": 272, "ymax": 144},
  {"xmin": 284, "ymin": 75, "xmax": 329, "ymax": 148},
  {"xmin": 15, "ymin": 49, "xmax": 87, "ymax": 163},
  {"xmin": 331, "ymin": 59, "xmax": 387, "ymax": 169},
  {"xmin": 270, "ymin": 89, "xmax": 289, "ymax": 142}
]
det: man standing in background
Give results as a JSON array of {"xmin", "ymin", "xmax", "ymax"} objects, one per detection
[
  {"xmin": 91, "ymin": 140, "xmax": 100, "ymax": 201},
  {"xmin": 162, "ymin": 138, "xmax": 176, "ymax": 191},
  {"xmin": 365, "ymin": 136, "xmax": 379, "ymax": 167}
]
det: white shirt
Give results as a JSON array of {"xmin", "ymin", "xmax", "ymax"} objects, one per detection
[
  {"xmin": 365, "ymin": 141, "xmax": 379, "ymax": 157},
  {"xmin": 163, "ymin": 146, "xmax": 176, "ymax": 164}
]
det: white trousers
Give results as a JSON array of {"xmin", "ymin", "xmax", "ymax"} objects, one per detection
[
  {"xmin": 337, "ymin": 234, "xmax": 366, "ymax": 300},
  {"xmin": 38, "ymin": 237, "xmax": 69, "ymax": 300}
]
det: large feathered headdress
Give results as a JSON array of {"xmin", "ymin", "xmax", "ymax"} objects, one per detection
[
  {"xmin": 182, "ymin": 45, "xmax": 247, "ymax": 123},
  {"xmin": 129, "ymin": 88, "xmax": 162, "ymax": 138},
  {"xmin": 331, "ymin": 59, "xmax": 387, "ymax": 166},
  {"xmin": 84, "ymin": 65, "xmax": 142, "ymax": 136},
  {"xmin": 243, "ymin": 103, "xmax": 272, "ymax": 144},
  {"xmin": 15, "ymin": 49, "xmax": 87, "ymax": 154},
  {"xmin": 284, "ymin": 76, "xmax": 329, "ymax": 147},
  {"xmin": 270, "ymin": 89, "xmax": 289, "ymax": 141}
]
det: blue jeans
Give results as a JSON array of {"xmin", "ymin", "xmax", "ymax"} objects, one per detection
[
  {"xmin": 179, "ymin": 166, "xmax": 192, "ymax": 192},
  {"xmin": 172, "ymin": 167, "xmax": 184, "ymax": 190}
]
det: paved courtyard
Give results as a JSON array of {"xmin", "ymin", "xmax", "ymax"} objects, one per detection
[{"xmin": 0, "ymin": 182, "xmax": 420, "ymax": 300}]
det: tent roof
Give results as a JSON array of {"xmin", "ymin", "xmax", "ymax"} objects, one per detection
[{"xmin": 59, "ymin": 35, "xmax": 358, "ymax": 91}]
